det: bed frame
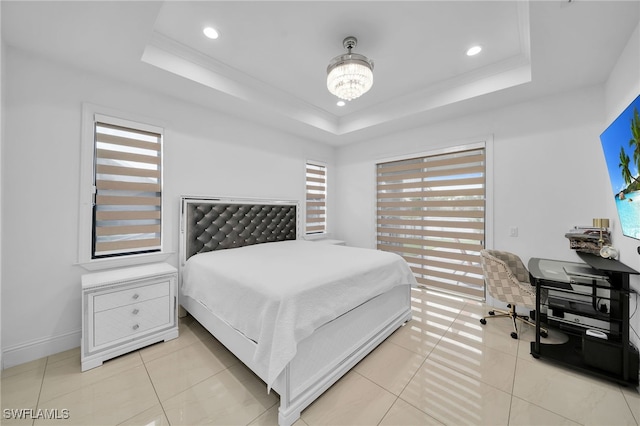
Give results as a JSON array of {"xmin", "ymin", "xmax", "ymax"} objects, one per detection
[{"xmin": 179, "ymin": 196, "xmax": 412, "ymax": 425}]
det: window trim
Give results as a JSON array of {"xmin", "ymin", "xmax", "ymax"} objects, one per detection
[
  {"xmin": 304, "ymin": 160, "xmax": 328, "ymax": 238},
  {"xmin": 77, "ymin": 103, "xmax": 170, "ymax": 271}
]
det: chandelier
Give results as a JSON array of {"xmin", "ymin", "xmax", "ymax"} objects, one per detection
[{"xmin": 327, "ymin": 36, "xmax": 374, "ymax": 101}]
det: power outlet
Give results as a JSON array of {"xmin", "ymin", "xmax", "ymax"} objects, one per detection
[{"xmin": 509, "ymin": 227, "xmax": 519, "ymax": 237}]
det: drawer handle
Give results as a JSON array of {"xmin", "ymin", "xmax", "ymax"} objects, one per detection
[
  {"xmin": 132, "ymin": 324, "xmax": 140, "ymax": 331},
  {"xmin": 132, "ymin": 294, "xmax": 140, "ymax": 300},
  {"xmin": 132, "ymin": 309, "xmax": 139, "ymax": 315}
]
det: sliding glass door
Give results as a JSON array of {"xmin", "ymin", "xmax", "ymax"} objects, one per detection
[{"xmin": 376, "ymin": 146, "xmax": 486, "ymax": 299}]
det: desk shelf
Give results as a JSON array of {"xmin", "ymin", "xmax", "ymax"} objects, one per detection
[{"xmin": 529, "ymin": 255, "xmax": 639, "ymax": 386}]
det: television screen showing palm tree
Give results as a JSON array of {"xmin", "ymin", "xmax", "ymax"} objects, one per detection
[{"xmin": 600, "ymin": 94, "xmax": 640, "ymax": 241}]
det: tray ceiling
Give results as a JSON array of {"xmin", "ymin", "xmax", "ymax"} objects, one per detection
[{"xmin": 2, "ymin": 1, "xmax": 638, "ymax": 145}]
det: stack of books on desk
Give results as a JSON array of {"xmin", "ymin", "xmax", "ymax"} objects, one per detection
[{"xmin": 564, "ymin": 226, "xmax": 610, "ymax": 254}]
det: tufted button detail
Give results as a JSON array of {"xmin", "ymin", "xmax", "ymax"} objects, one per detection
[{"xmin": 186, "ymin": 203, "xmax": 296, "ymax": 259}]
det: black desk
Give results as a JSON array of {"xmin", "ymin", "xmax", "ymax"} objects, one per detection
[{"xmin": 528, "ymin": 255, "xmax": 639, "ymax": 385}]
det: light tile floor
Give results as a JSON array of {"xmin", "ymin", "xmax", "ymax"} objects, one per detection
[{"xmin": 2, "ymin": 289, "xmax": 639, "ymax": 425}]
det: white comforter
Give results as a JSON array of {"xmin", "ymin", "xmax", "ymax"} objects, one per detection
[{"xmin": 181, "ymin": 240, "xmax": 416, "ymax": 389}]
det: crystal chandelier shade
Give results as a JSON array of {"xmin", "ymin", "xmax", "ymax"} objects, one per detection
[{"xmin": 326, "ymin": 37, "xmax": 374, "ymax": 101}]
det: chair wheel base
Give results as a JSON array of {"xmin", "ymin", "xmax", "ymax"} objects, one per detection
[
  {"xmin": 480, "ymin": 318, "xmax": 487, "ymax": 325},
  {"xmin": 488, "ymin": 311, "xmax": 495, "ymax": 316},
  {"xmin": 540, "ymin": 331, "xmax": 548, "ymax": 338},
  {"xmin": 510, "ymin": 332, "xmax": 518, "ymax": 339}
]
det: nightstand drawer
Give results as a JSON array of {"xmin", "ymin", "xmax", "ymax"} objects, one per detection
[
  {"xmin": 94, "ymin": 281, "xmax": 170, "ymax": 312},
  {"xmin": 94, "ymin": 296, "xmax": 171, "ymax": 347}
]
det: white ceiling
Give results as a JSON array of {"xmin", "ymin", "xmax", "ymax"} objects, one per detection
[{"xmin": 2, "ymin": 1, "xmax": 639, "ymax": 146}]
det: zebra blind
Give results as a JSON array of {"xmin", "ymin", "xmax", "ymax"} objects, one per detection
[
  {"xmin": 376, "ymin": 147, "xmax": 486, "ymax": 298},
  {"xmin": 306, "ymin": 162, "xmax": 327, "ymax": 234},
  {"xmin": 93, "ymin": 121, "xmax": 162, "ymax": 258}
]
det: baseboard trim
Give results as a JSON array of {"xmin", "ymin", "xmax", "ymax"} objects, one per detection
[{"xmin": 2, "ymin": 329, "xmax": 81, "ymax": 370}]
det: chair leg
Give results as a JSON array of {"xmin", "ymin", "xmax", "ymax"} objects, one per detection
[
  {"xmin": 510, "ymin": 308, "xmax": 519, "ymax": 339},
  {"xmin": 479, "ymin": 304, "xmax": 548, "ymax": 339},
  {"xmin": 479, "ymin": 307, "xmax": 511, "ymax": 326},
  {"xmin": 481, "ymin": 308, "xmax": 511, "ymax": 319}
]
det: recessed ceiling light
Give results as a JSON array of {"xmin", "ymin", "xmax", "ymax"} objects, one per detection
[
  {"xmin": 337, "ymin": 101, "xmax": 346, "ymax": 107},
  {"xmin": 466, "ymin": 45, "xmax": 482, "ymax": 56},
  {"xmin": 203, "ymin": 27, "xmax": 219, "ymax": 40}
]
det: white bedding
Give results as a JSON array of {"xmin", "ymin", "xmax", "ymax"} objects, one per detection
[{"xmin": 181, "ymin": 240, "xmax": 416, "ymax": 389}]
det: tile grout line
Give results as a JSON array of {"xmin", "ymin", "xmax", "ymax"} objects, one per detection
[
  {"xmin": 32, "ymin": 355, "xmax": 49, "ymax": 426},
  {"xmin": 138, "ymin": 350, "xmax": 172, "ymax": 426},
  {"xmin": 511, "ymin": 324, "xmax": 591, "ymax": 426},
  {"xmin": 137, "ymin": 322, "xmax": 242, "ymax": 425},
  {"xmin": 38, "ymin": 349, "xmax": 144, "ymax": 409},
  {"xmin": 386, "ymin": 298, "xmax": 470, "ymax": 426},
  {"xmin": 506, "ymin": 321, "xmax": 522, "ymax": 426},
  {"xmin": 618, "ymin": 382, "xmax": 640, "ymax": 425},
  {"xmin": 376, "ymin": 394, "xmax": 400, "ymax": 426},
  {"xmin": 375, "ymin": 292, "xmax": 464, "ymax": 425},
  {"xmin": 138, "ymin": 330, "xmax": 224, "ymax": 425},
  {"xmin": 351, "ymin": 370, "xmax": 399, "ymax": 426},
  {"xmin": 245, "ymin": 400, "xmax": 279, "ymax": 426}
]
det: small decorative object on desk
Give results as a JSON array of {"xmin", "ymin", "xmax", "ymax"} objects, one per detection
[
  {"xmin": 599, "ymin": 245, "xmax": 619, "ymax": 259},
  {"xmin": 565, "ymin": 226, "xmax": 611, "ymax": 255}
]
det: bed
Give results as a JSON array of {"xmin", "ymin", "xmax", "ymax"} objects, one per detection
[{"xmin": 179, "ymin": 197, "xmax": 415, "ymax": 425}]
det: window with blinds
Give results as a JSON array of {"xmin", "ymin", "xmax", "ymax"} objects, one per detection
[
  {"xmin": 376, "ymin": 147, "xmax": 486, "ymax": 299},
  {"xmin": 306, "ymin": 162, "xmax": 327, "ymax": 234},
  {"xmin": 93, "ymin": 121, "xmax": 162, "ymax": 258}
]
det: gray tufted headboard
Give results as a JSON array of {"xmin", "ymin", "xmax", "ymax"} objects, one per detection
[{"xmin": 180, "ymin": 197, "xmax": 298, "ymax": 265}]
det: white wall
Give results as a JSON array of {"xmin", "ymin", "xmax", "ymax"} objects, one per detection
[
  {"xmin": 334, "ymin": 22, "xmax": 640, "ymax": 356},
  {"xmin": 334, "ymin": 85, "xmax": 615, "ymax": 309},
  {"xmin": 335, "ymin": 85, "xmax": 607, "ymax": 263},
  {"xmin": 1, "ymin": 47, "xmax": 334, "ymax": 368},
  {"xmin": 603, "ymin": 21, "xmax": 640, "ymax": 352}
]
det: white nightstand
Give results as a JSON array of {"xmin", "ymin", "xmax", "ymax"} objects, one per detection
[{"xmin": 81, "ymin": 263, "xmax": 179, "ymax": 371}]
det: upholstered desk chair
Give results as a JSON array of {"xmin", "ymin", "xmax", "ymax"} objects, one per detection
[{"xmin": 479, "ymin": 249, "xmax": 547, "ymax": 339}]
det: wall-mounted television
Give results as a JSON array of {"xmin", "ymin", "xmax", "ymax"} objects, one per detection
[{"xmin": 600, "ymin": 94, "xmax": 640, "ymax": 241}]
